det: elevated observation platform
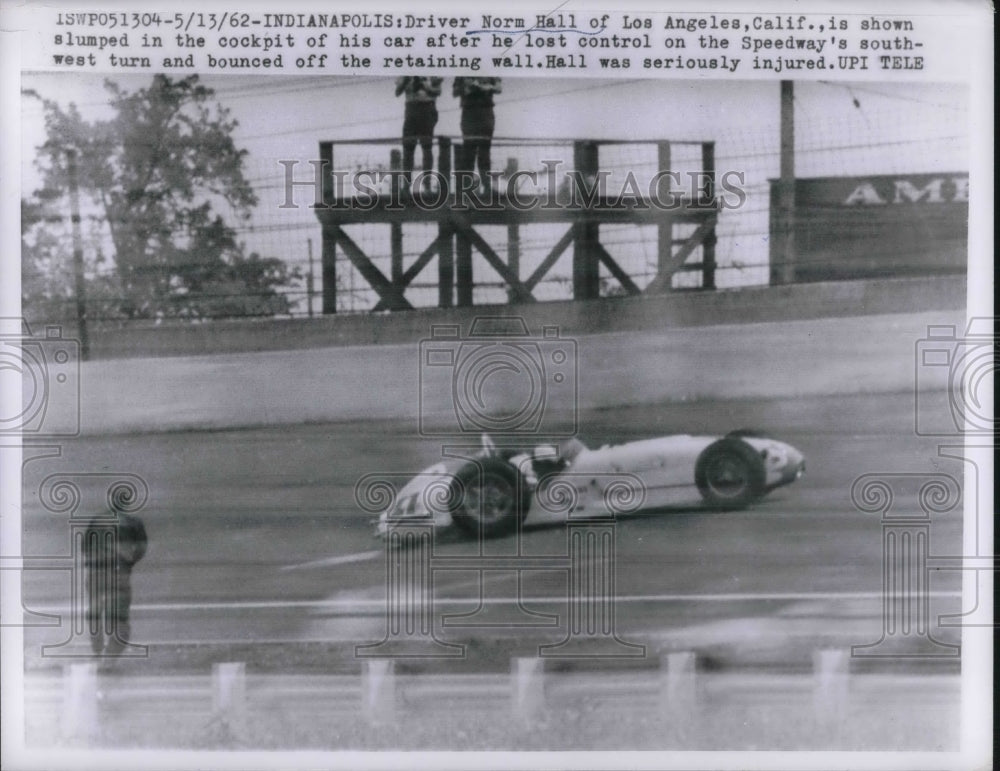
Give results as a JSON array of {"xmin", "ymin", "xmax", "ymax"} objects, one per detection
[{"xmin": 313, "ymin": 136, "xmax": 721, "ymax": 312}]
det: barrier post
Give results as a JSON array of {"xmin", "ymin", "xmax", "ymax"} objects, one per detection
[
  {"xmin": 510, "ymin": 657, "xmax": 544, "ymax": 726},
  {"xmin": 660, "ymin": 651, "xmax": 696, "ymax": 729},
  {"xmin": 212, "ymin": 662, "xmax": 247, "ymax": 741},
  {"xmin": 62, "ymin": 662, "xmax": 100, "ymax": 742},
  {"xmin": 362, "ymin": 659, "xmax": 396, "ymax": 724},
  {"xmin": 813, "ymin": 648, "xmax": 848, "ymax": 730}
]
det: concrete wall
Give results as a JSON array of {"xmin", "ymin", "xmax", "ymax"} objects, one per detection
[
  {"xmin": 77, "ymin": 306, "xmax": 964, "ymax": 435},
  {"xmin": 82, "ymin": 275, "xmax": 965, "ymax": 359}
]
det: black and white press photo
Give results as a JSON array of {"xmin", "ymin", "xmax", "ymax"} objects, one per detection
[{"xmin": 1, "ymin": 2, "xmax": 993, "ymax": 770}]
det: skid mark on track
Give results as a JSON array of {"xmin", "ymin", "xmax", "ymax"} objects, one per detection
[{"xmin": 281, "ymin": 550, "xmax": 382, "ymax": 571}]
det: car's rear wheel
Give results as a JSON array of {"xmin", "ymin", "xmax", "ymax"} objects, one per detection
[
  {"xmin": 449, "ymin": 457, "xmax": 530, "ymax": 538},
  {"xmin": 695, "ymin": 438, "xmax": 766, "ymax": 509}
]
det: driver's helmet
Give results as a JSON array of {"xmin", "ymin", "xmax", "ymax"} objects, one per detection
[{"xmin": 557, "ymin": 437, "xmax": 586, "ymax": 463}]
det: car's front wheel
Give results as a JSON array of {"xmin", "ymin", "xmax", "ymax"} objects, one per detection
[
  {"xmin": 695, "ymin": 438, "xmax": 766, "ymax": 509},
  {"xmin": 449, "ymin": 458, "xmax": 530, "ymax": 538}
]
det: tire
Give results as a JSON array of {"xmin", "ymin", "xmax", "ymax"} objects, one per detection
[
  {"xmin": 695, "ymin": 438, "xmax": 767, "ymax": 509},
  {"xmin": 449, "ymin": 457, "xmax": 530, "ymax": 538}
]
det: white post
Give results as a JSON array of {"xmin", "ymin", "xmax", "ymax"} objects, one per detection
[
  {"xmin": 813, "ymin": 648, "xmax": 849, "ymax": 727},
  {"xmin": 660, "ymin": 651, "xmax": 696, "ymax": 724},
  {"xmin": 62, "ymin": 662, "xmax": 100, "ymax": 742},
  {"xmin": 362, "ymin": 660, "xmax": 396, "ymax": 724},
  {"xmin": 510, "ymin": 657, "xmax": 544, "ymax": 725},
  {"xmin": 212, "ymin": 662, "xmax": 247, "ymax": 740}
]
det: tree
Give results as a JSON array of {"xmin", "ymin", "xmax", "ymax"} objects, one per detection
[
  {"xmin": 29, "ymin": 75, "xmax": 296, "ymax": 320},
  {"xmin": 21, "ymin": 193, "xmax": 75, "ymax": 322}
]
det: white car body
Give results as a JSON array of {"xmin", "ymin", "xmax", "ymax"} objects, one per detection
[{"xmin": 375, "ymin": 432, "xmax": 805, "ymax": 537}]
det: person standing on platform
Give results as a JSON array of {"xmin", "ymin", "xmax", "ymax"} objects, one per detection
[
  {"xmin": 395, "ymin": 76, "xmax": 443, "ymax": 193},
  {"xmin": 83, "ymin": 510, "xmax": 148, "ymax": 654},
  {"xmin": 453, "ymin": 77, "xmax": 502, "ymax": 193}
]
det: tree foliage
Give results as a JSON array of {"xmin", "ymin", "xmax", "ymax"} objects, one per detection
[
  {"xmin": 27, "ymin": 75, "xmax": 296, "ymax": 320},
  {"xmin": 21, "ymin": 194, "xmax": 75, "ymax": 322}
]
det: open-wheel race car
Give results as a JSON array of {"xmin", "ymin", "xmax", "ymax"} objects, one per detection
[{"xmin": 374, "ymin": 430, "xmax": 805, "ymax": 538}]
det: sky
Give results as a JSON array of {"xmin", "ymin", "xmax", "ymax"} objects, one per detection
[
  {"xmin": 19, "ymin": 75, "xmax": 971, "ymax": 308},
  {"xmin": 21, "ymin": 74, "xmax": 970, "ymax": 176}
]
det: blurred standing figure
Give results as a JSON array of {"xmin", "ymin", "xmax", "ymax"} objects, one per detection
[
  {"xmin": 454, "ymin": 77, "xmax": 502, "ymax": 191},
  {"xmin": 84, "ymin": 510, "xmax": 147, "ymax": 654},
  {"xmin": 396, "ymin": 76, "xmax": 443, "ymax": 190}
]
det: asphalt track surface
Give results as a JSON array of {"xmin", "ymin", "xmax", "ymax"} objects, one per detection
[{"xmin": 20, "ymin": 390, "xmax": 965, "ymax": 667}]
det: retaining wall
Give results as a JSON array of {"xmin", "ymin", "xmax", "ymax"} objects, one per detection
[
  {"xmin": 80, "ymin": 275, "xmax": 965, "ymax": 359},
  {"xmin": 76, "ymin": 306, "xmax": 964, "ymax": 435}
]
